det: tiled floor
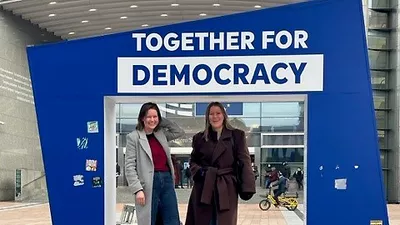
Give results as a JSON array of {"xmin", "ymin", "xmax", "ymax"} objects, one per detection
[{"xmin": 1, "ymin": 202, "xmax": 399, "ymax": 225}]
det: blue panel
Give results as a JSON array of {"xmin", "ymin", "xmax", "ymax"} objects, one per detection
[
  {"xmin": 196, "ymin": 102, "xmax": 243, "ymax": 116},
  {"xmin": 26, "ymin": 0, "xmax": 389, "ymax": 224}
]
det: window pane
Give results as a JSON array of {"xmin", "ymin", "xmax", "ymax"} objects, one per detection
[
  {"xmin": 262, "ymin": 135, "xmax": 304, "ymax": 145},
  {"xmin": 261, "ymin": 102, "xmax": 304, "ymax": 117},
  {"xmin": 373, "ymin": 91, "xmax": 387, "ymax": 109},
  {"xmin": 230, "ymin": 117, "xmax": 260, "ymax": 132},
  {"xmin": 378, "ymin": 130, "xmax": 387, "ymax": 148},
  {"xmin": 116, "ymin": 104, "xmax": 120, "ymax": 117},
  {"xmin": 375, "ymin": 111, "xmax": 387, "ymax": 129},
  {"xmin": 260, "ymin": 148, "xmax": 304, "ymax": 163},
  {"xmin": 261, "ymin": 117, "xmax": 304, "ymax": 132},
  {"xmin": 165, "ymin": 103, "xmax": 194, "ymax": 118},
  {"xmin": 168, "ymin": 117, "xmax": 204, "ymax": 133},
  {"xmin": 120, "ymin": 119, "xmax": 136, "ymax": 133},
  {"xmin": 380, "ymin": 151, "xmax": 388, "ymax": 168},
  {"xmin": 120, "ymin": 104, "xmax": 143, "ymax": 118},
  {"xmin": 368, "ymin": 31, "xmax": 389, "ymax": 49},
  {"xmin": 120, "ymin": 134, "xmax": 127, "ymax": 147},
  {"xmin": 116, "ymin": 119, "xmax": 120, "ymax": 133},
  {"xmin": 239, "ymin": 103, "xmax": 261, "ymax": 117},
  {"xmin": 368, "ymin": 0, "xmax": 389, "ymax": 8},
  {"xmin": 371, "ymin": 71, "xmax": 387, "ymax": 89},
  {"xmin": 169, "ymin": 132, "xmax": 197, "ymax": 147},
  {"xmin": 247, "ymin": 133, "xmax": 261, "ymax": 148},
  {"xmin": 120, "ymin": 103, "xmax": 166, "ymax": 118},
  {"xmin": 368, "ymin": 10, "xmax": 388, "ymax": 28},
  {"xmin": 368, "ymin": 50, "xmax": 388, "ymax": 69}
]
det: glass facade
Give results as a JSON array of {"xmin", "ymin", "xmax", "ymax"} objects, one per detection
[
  {"xmin": 367, "ymin": 0, "xmax": 392, "ymax": 200},
  {"xmin": 116, "ymin": 101, "xmax": 305, "ymax": 187}
]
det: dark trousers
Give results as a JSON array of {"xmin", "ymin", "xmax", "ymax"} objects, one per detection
[
  {"xmin": 151, "ymin": 172, "xmax": 180, "ymax": 225},
  {"xmin": 273, "ymin": 189, "xmax": 284, "ymax": 205},
  {"xmin": 296, "ymin": 180, "xmax": 303, "ymax": 190}
]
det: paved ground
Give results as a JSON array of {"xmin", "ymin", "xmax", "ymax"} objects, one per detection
[
  {"xmin": 117, "ymin": 186, "xmax": 304, "ymax": 204},
  {"xmin": 0, "ymin": 187, "xmax": 398, "ymax": 225}
]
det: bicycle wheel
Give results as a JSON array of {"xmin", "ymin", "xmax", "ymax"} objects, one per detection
[{"xmin": 259, "ymin": 199, "xmax": 271, "ymax": 211}]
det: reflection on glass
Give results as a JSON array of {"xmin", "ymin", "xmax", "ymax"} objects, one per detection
[
  {"xmin": 261, "ymin": 148, "xmax": 304, "ymax": 163},
  {"xmin": 230, "ymin": 117, "xmax": 260, "ymax": 132},
  {"xmin": 236, "ymin": 103, "xmax": 261, "ymax": 118},
  {"xmin": 378, "ymin": 130, "xmax": 386, "ymax": 148},
  {"xmin": 120, "ymin": 104, "xmax": 142, "ymax": 118},
  {"xmin": 380, "ymin": 151, "xmax": 387, "ymax": 168},
  {"xmin": 373, "ymin": 92, "xmax": 387, "ymax": 109},
  {"xmin": 246, "ymin": 133, "xmax": 261, "ymax": 147},
  {"xmin": 368, "ymin": 50, "xmax": 388, "ymax": 69},
  {"xmin": 368, "ymin": 31, "xmax": 389, "ymax": 49},
  {"xmin": 168, "ymin": 117, "xmax": 204, "ymax": 133},
  {"xmin": 368, "ymin": 0, "xmax": 389, "ymax": 9},
  {"xmin": 375, "ymin": 111, "xmax": 387, "ymax": 129},
  {"xmin": 260, "ymin": 117, "xmax": 304, "ymax": 132},
  {"xmin": 170, "ymin": 133, "xmax": 197, "ymax": 147},
  {"xmin": 371, "ymin": 71, "xmax": 387, "ymax": 89},
  {"xmin": 120, "ymin": 103, "xmax": 166, "ymax": 118},
  {"xmin": 120, "ymin": 119, "xmax": 137, "ymax": 133},
  {"xmin": 368, "ymin": 10, "xmax": 388, "ymax": 28},
  {"xmin": 165, "ymin": 103, "xmax": 194, "ymax": 117},
  {"xmin": 262, "ymin": 135, "xmax": 304, "ymax": 146},
  {"xmin": 261, "ymin": 102, "xmax": 303, "ymax": 117}
]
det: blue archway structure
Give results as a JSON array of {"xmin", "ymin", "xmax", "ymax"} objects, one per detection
[{"xmin": 26, "ymin": 0, "xmax": 389, "ymax": 224}]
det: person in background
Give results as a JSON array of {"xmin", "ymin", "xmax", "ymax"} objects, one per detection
[
  {"xmin": 116, "ymin": 162, "xmax": 121, "ymax": 188},
  {"xmin": 177, "ymin": 160, "xmax": 184, "ymax": 188},
  {"xmin": 125, "ymin": 102, "xmax": 185, "ymax": 225},
  {"xmin": 185, "ymin": 102, "xmax": 255, "ymax": 225},
  {"xmin": 266, "ymin": 166, "xmax": 279, "ymax": 190},
  {"xmin": 185, "ymin": 166, "xmax": 193, "ymax": 188},
  {"xmin": 293, "ymin": 167, "xmax": 304, "ymax": 190},
  {"xmin": 252, "ymin": 164, "xmax": 259, "ymax": 181},
  {"xmin": 272, "ymin": 172, "xmax": 287, "ymax": 207},
  {"xmin": 281, "ymin": 162, "xmax": 291, "ymax": 179}
]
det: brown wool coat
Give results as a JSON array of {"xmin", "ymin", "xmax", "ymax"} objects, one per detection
[{"xmin": 185, "ymin": 128, "xmax": 256, "ymax": 225}]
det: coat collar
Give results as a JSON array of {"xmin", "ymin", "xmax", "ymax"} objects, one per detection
[
  {"xmin": 211, "ymin": 128, "xmax": 234, "ymax": 164},
  {"xmin": 137, "ymin": 130, "xmax": 153, "ymax": 162},
  {"xmin": 137, "ymin": 129, "xmax": 169, "ymax": 162}
]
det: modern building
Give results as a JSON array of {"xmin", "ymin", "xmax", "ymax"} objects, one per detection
[{"xmin": 0, "ymin": 0, "xmax": 399, "ymax": 203}]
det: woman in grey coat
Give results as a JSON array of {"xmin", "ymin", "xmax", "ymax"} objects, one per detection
[{"xmin": 125, "ymin": 102, "xmax": 185, "ymax": 225}]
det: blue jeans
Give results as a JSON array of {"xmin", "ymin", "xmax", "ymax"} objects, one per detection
[{"xmin": 151, "ymin": 172, "xmax": 180, "ymax": 225}]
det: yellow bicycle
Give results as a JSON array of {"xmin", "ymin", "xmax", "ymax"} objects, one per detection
[{"xmin": 258, "ymin": 190, "xmax": 298, "ymax": 211}]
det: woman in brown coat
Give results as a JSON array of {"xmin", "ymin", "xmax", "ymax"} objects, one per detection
[{"xmin": 185, "ymin": 102, "xmax": 256, "ymax": 225}]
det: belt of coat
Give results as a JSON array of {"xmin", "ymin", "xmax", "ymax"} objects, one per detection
[{"xmin": 200, "ymin": 167, "xmax": 234, "ymax": 211}]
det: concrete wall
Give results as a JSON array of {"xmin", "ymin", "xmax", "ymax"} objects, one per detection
[{"xmin": 0, "ymin": 8, "xmax": 60, "ymax": 201}]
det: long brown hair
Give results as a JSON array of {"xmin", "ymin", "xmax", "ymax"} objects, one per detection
[
  {"xmin": 136, "ymin": 102, "xmax": 162, "ymax": 131},
  {"xmin": 203, "ymin": 102, "xmax": 234, "ymax": 141}
]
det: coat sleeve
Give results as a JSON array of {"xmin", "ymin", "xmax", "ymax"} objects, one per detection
[
  {"xmin": 189, "ymin": 133, "xmax": 202, "ymax": 178},
  {"xmin": 159, "ymin": 118, "xmax": 185, "ymax": 142},
  {"xmin": 235, "ymin": 129, "xmax": 256, "ymax": 194},
  {"xmin": 125, "ymin": 132, "xmax": 143, "ymax": 194}
]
